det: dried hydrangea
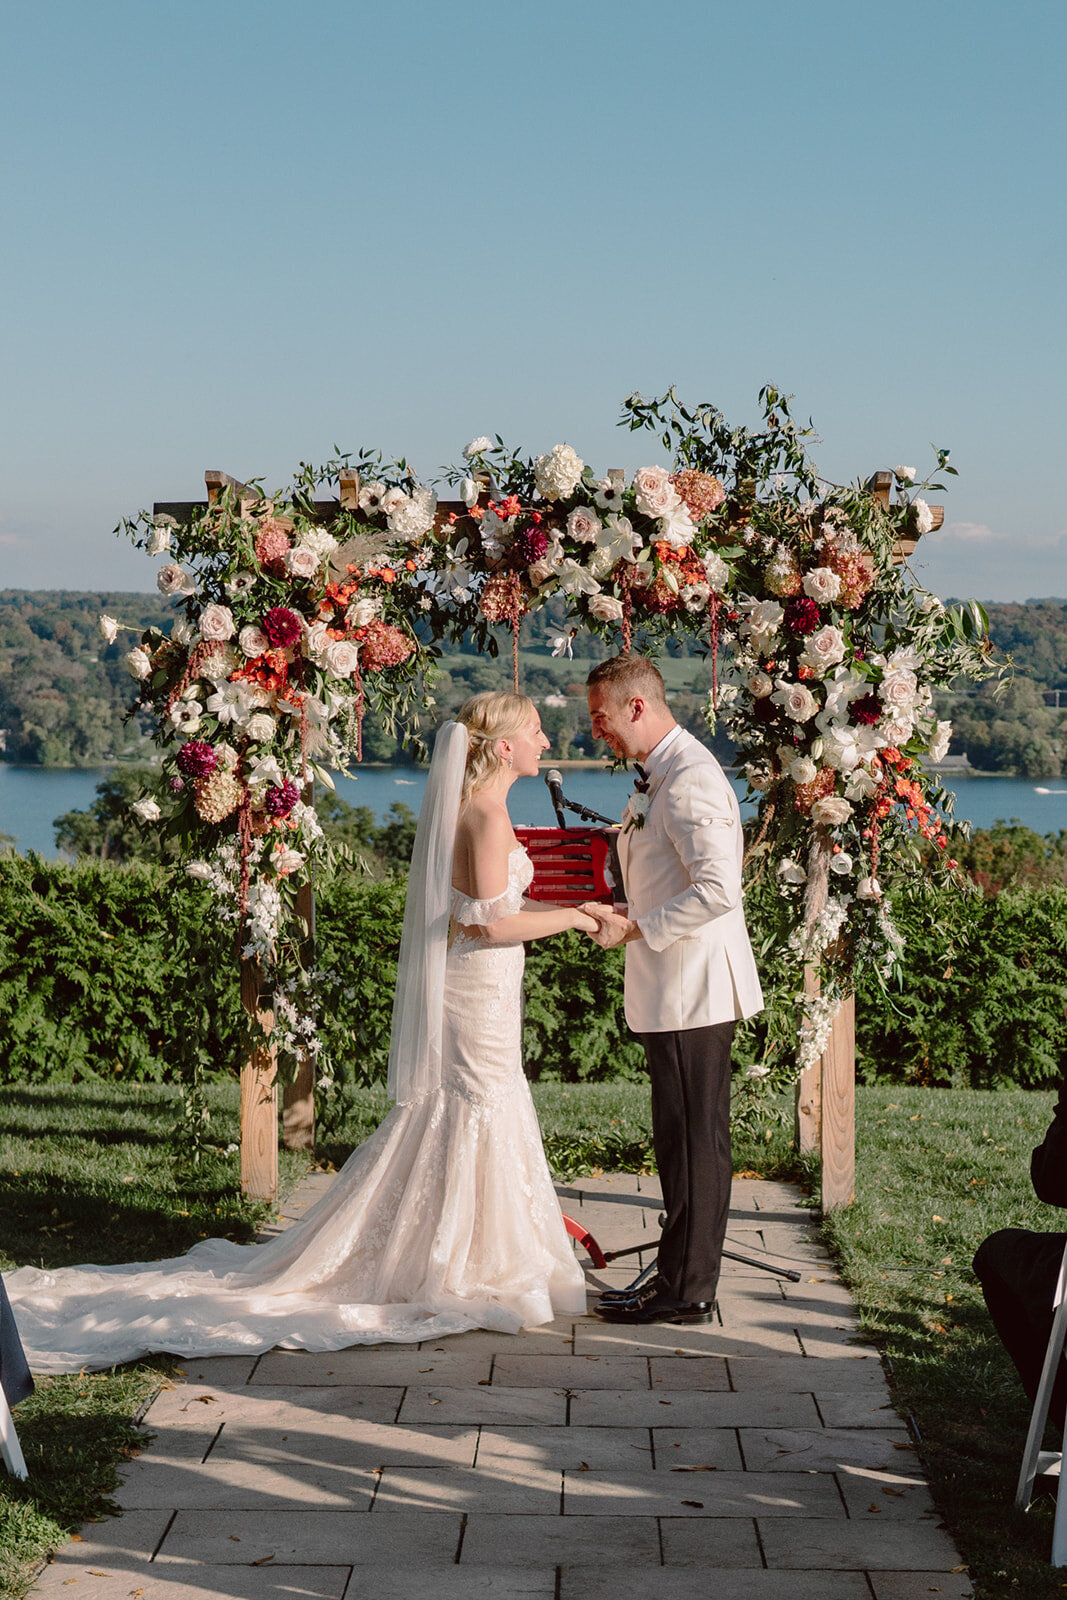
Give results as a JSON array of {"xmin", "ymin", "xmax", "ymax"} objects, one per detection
[{"xmin": 193, "ymin": 769, "xmax": 244, "ymax": 823}]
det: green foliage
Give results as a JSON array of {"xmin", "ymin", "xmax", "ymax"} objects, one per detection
[
  {"xmin": 949, "ymin": 676, "xmax": 1065, "ymax": 777},
  {"xmin": 954, "ymin": 818, "xmax": 1067, "ymax": 893},
  {"xmin": 854, "ymin": 879, "xmax": 1067, "ymax": 1089},
  {"xmin": 522, "ymin": 929, "xmax": 644, "ymax": 1083}
]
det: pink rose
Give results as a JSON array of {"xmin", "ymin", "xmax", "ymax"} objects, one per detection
[
  {"xmin": 239, "ymin": 625, "xmax": 269, "ymax": 658},
  {"xmin": 632, "ymin": 465, "xmax": 679, "ymax": 519},
  {"xmin": 589, "ymin": 593, "xmax": 624, "ymax": 622},
  {"xmin": 285, "ymin": 546, "xmax": 320, "ymax": 579},
  {"xmin": 198, "ymin": 604, "xmax": 236, "ymax": 642},
  {"xmin": 566, "ymin": 506, "xmax": 601, "ymax": 544},
  {"xmin": 324, "ymin": 638, "xmax": 362, "ymax": 676}
]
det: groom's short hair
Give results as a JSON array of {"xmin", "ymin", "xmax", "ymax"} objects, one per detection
[{"xmin": 586, "ymin": 655, "xmax": 668, "ymax": 708}]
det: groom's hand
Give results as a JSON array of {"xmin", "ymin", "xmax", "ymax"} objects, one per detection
[{"xmin": 580, "ymin": 905, "xmax": 639, "ymax": 948}]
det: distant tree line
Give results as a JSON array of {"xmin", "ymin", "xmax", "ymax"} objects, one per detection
[{"xmin": 1, "ymin": 588, "xmax": 1065, "ymax": 775}]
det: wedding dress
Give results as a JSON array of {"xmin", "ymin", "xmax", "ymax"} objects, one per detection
[{"xmin": 6, "ymin": 728, "xmax": 587, "ymax": 1373}]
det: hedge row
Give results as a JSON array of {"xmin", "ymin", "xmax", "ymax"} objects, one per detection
[{"xmin": 1, "ymin": 855, "xmax": 1065, "ymax": 1090}]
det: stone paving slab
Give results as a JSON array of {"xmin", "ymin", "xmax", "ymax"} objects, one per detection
[
  {"xmin": 560, "ymin": 1570, "xmax": 874, "ymax": 1600},
  {"xmin": 156, "ymin": 1509, "xmax": 462, "ymax": 1565},
  {"xmin": 26, "ymin": 1170, "xmax": 973, "ymax": 1600},
  {"xmin": 570, "ymin": 1389, "xmax": 822, "ymax": 1428},
  {"xmin": 561, "ymin": 1467, "xmax": 846, "ymax": 1517}
]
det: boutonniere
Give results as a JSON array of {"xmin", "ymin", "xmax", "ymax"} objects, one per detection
[{"xmin": 622, "ymin": 771, "xmax": 650, "ymax": 834}]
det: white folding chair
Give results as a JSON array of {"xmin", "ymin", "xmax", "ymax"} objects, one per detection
[
  {"xmin": 1016, "ymin": 1241, "xmax": 1067, "ymax": 1563},
  {"xmin": 0, "ymin": 1384, "xmax": 28, "ymax": 1481}
]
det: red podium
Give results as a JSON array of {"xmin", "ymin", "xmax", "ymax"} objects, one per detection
[{"xmin": 513, "ymin": 825, "xmax": 621, "ymax": 907}]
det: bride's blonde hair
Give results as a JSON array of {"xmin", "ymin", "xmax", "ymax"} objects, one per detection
[{"xmin": 457, "ymin": 691, "xmax": 537, "ymax": 800}]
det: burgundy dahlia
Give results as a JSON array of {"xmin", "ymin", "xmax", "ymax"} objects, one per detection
[
  {"xmin": 261, "ymin": 606, "xmax": 302, "ymax": 649},
  {"xmin": 784, "ymin": 597, "xmax": 821, "ymax": 636},
  {"xmin": 264, "ymin": 778, "xmax": 300, "ymax": 819},
  {"xmin": 512, "ymin": 526, "xmax": 549, "ymax": 566},
  {"xmin": 851, "ymin": 692, "xmax": 882, "ymax": 727},
  {"xmin": 176, "ymin": 739, "xmax": 218, "ymax": 779}
]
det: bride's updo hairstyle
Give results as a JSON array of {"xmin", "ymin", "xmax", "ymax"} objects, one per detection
[{"xmin": 457, "ymin": 691, "xmax": 537, "ymax": 800}]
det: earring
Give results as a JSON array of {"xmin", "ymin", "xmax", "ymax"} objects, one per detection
[{"xmin": 505, "ymin": 754, "xmax": 513, "ymax": 768}]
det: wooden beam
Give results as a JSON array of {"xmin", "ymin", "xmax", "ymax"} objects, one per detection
[
  {"xmin": 866, "ymin": 471, "xmax": 944, "ymax": 566},
  {"xmin": 821, "ymin": 995, "xmax": 856, "ymax": 1211},
  {"xmin": 239, "ymin": 958, "xmax": 278, "ymax": 1200},
  {"xmin": 338, "ymin": 470, "xmax": 360, "ymax": 511},
  {"xmin": 205, "ymin": 470, "xmax": 263, "ymax": 508}
]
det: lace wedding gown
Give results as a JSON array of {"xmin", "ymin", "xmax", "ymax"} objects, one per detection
[{"xmin": 7, "ymin": 847, "xmax": 587, "ymax": 1372}]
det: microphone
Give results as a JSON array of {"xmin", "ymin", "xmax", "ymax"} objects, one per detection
[{"xmin": 545, "ymin": 767, "xmax": 567, "ymax": 828}]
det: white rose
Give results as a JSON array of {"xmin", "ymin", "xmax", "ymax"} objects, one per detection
[
  {"xmin": 829, "ymin": 852, "xmax": 854, "ymax": 875},
  {"xmin": 566, "ymin": 506, "xmax": 601, "ymax": 544},
  {"xmin": 880, "ymin": 667, "xmax": 920, "ymax": 712},
  {"xmin": 777, "ymin": 859, "xmax": 808, "ymax": 884},
  {"xmin": 157, "ymin": 562, "xmax": 195, "ymax": 596},
  {"xmin": 146, "ymin": 526, "xmax": 172, "ymax": 557},
  {"xmin": 239, "ymin": 624, "xmax": 270, "ymax": 658},
  {"xmin": 881, "ymin": 715, "xmax": 915, "ymax": 746},
  {"xmin": 801, "ymin": 625, "xmax": 846, "ymax": 673},
  {"xmin": 534, "ymin": 443, "xmax": 584, "ymax": 501},
  {"xmin": 703, "ymin": 551, "xmax": 730, "ymax": 590},
  {"xmin": 894, "ymin": 466, "xmax": 916, "ymax": 483},
  {"xmin": 463, "ymin": 436, "xmax": 493, "ymax": 458},
  {"xmin": 913, "ymin": 498, "xmax": 935, "ymax": 535},
  {"xmin": 856, "ymin": 876, "xmax": 883, "ymax": 900},
  {"xmin": 98, "ymin": 614, "xmax": 120, "ymax": 644},
  {"xmin": 125, "ymin": 647, "xmax": 152, "ymax": 680},
  {"xmin": 810, "ymin": 795, "xmax": 853, "ymax": 826},
  {"xmin": 460, "ymin": 477, "xmax": 480, "ymax": 507},
  {"xmin": 346, "ymin": 597, "xmax": 381, "ymax": 628},
  {"xmin": 185, "ymin": 861, "xmax": 213, "ymax": 882},
  {"xmin": 588, "ymin": 592, "xmax": 624, "ymax": 622},
  {"xmin": 928, "ymin": 720, "xmax": 952, "ymax": 763},
  {"xmin": 324, "ymin": 638, "xmax": 362, "ymax": 677},
  {"xmin": 632, "ymin": 465, "xmax": 679, "ymax": 518},
  {"xmin": 275, "ymin": 849, "xmax": 306, "ymax": 875},
  {"xmin": 789, "ymin": 756, "xmax": 818, "ymax": 786},
  {"xmin": 131, "ymin": 798, "xmax": 161, "ymax": 823},
  {"xmin": 171, "ymin": 617, "xmax": 194, "ymax": 646},
  {"xmin": 527, "ymin": 559, "xmax": 554, "ymax": 587},
  {"xmin": 741, "ymin": 599, "xmax": 785, "ymax": 646},
  {"xmin": 285, "ymin": 545, "xmax": 320, "ymax": 579},
  {"xmin": 772, "ymin": 680, "xmax": 819, "ymax": 722},
  {"xmin": 246, "ymin": 712, "xmax": 276, "ymax": 742},
  {"xmin": 802, "ymin": 567, "xmax": 841, "ymax": 604},
  {"xmin": 747, "ymin": 671, "xmax": 774, "ymax": 698},
  {"xmin": 198, "ymin": 604, "xmax": 236, "ymax": 642}
]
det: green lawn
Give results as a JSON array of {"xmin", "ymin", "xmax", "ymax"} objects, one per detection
[{"xmin": 0, "ymin": 1081, "xmax": 1063, "ymax": 1599}]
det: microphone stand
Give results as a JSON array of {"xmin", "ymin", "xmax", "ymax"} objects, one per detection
[{"xmin": 542, "ymin": 771, "xmax": 616, "ymax": 828}]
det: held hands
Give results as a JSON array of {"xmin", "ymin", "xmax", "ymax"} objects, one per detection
[{"xmin": 578, "ymin": 902, "xmax": 637, "ymax": 948}]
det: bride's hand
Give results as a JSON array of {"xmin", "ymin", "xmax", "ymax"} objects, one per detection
[{"xmin": 571, "ymin": 908, "xmax": 602, "ymax": 934}]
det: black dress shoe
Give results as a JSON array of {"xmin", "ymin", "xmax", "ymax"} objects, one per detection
[
  {"xmin": 597, "ymin": 1270, "xmax": 667, "ymax": 1304},
  {"xmin": 594, "ymin": 1291, "xmax": 715, "ymax": 1325}
]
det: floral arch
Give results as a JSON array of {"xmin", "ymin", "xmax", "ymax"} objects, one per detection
[{"xmin": 110, "ymin": 388, "xmax": 994, "ymax": 1195}]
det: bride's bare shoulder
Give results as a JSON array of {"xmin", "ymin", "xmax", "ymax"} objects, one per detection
[{"xmin": 453, "ymin": 796, "xmax": 516, "ymax": 897}]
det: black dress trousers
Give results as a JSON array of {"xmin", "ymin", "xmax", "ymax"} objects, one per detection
[
  {"xmin": 973, "ymin": 1228, "xmax": 1067, "ymax": 1430},
  {"xmin": 639, "ymin": 1020, "xmax": 735, "ymax": 1305}
]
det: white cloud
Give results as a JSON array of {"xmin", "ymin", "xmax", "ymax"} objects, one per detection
[{"xmin": 934, "ymin": 520, "xmax": 998, "ymax": 543}]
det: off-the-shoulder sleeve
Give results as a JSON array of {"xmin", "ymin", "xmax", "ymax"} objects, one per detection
[{"xmin": 451, "ymin": 886, "xmax": 516, "ymax": 926}]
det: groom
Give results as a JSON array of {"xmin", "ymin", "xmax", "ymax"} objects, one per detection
[{"xmin": 584, "ymin": 655, "xmax": 763, "ymax": 1324}]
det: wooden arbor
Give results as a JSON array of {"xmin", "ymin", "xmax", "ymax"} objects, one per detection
[
  {"xmin": 155, "ymin": 467, "xmax": 943, "ymax": 1209},
  {"xmin": 793, "ymin": 472, "xmax": 943, "ymax": 1209}
]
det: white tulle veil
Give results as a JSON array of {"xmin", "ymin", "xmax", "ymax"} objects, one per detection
[{"xmin": 387, "ymin": 720, "xmax": 468, "ymax": 1103}]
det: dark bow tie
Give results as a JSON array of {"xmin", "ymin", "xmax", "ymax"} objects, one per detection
[{"xmin": 633, "ymin": 763, "xmax": 649, "ymax": 793}]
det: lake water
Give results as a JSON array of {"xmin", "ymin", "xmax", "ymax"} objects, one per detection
[{"xmin": 1, "ymin": 762, "xmax": 1065, "ymax": 859}]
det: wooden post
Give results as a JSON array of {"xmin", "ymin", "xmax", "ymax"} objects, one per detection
[
  {"xmin": 821, "ymin": 994, "xmax": 856, "ymax": 1211},
  {"xmin": 865, "ymin": 470, "xmax": 944, "ymax": 565},
  {"xmin": 239, "ymin": 957, "xmax": 278, "ymax": 1200},
  {"xmin": 282, "ymin": 875, "xmax": 316, "ymax": 1152}
]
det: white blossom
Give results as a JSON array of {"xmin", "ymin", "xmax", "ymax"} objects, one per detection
[
  {"xmin": 98, "ymin": 614, "xmax": 120, "ymax": 644},
  {"xmin": 913, "ymin": 498, "xmax": 935, "ymax": 535},
  {"xmin": 801, "ymin": 566, "xmax": 841, "ymax": 604},
  {"xmin": 534, "ymin": 444, "xmax": 584, "ymax": 501},
  {"xmin": 895, "ymin": 465, "xmax": 916, "ymax": 483},
  {"xmin": 125, "ymin": 647, "xmax": 152, "ymax": 680},
  {"xmin": 829, "ymin": 851, "xmax": 854, "ymax": 875},
  {"xmin": 928, "ymin": 719, "xmax": 953, "ymax": 764},
  {"xmin": 463, "ymin": 436, "xmax": 493, "ymax": 458},
  {"xmin": 131, "ymin": 797, "xmax": 161, "ymax": 823},
  {"xmin": 810, "ymin": 795, "xmax": 853, "ymax": 826}
]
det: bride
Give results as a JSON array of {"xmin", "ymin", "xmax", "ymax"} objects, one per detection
[{"xmin": 7, "ymin": 693, "xmax": 597, "ymax": 1370}]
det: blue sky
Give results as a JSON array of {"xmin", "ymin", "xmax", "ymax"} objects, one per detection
[{"xmin": 2, "ymin": 0, "xmax": 1064, "ymax": 602}]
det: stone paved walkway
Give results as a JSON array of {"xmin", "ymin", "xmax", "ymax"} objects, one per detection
[{"xmin": 31, "ymin": 1172, "xmax": 973, "ymax": 1600}]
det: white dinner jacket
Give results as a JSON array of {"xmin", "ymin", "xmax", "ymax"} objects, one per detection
[{"xmin": 617, "ymin": 727, "xmax": 764, "ymax": 1034}]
